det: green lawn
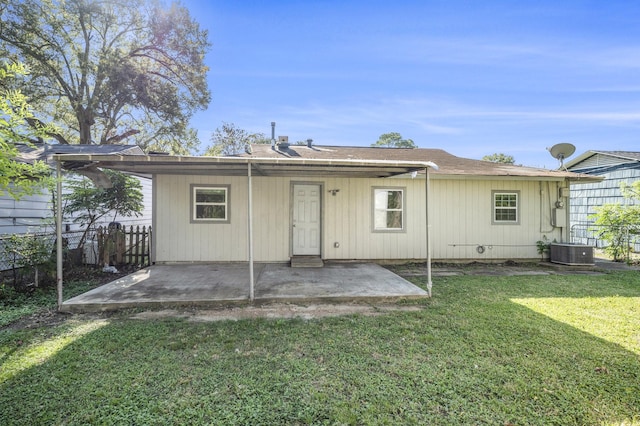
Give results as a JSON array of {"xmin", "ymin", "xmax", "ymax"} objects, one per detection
[{"xmin": 1, "ymin": 270, "xmax": 639, "ymax": 425}]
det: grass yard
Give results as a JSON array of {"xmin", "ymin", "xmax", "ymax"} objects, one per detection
[{"xmin": 1, "ymin": 270, "xmax": 639, "ymax": 425}]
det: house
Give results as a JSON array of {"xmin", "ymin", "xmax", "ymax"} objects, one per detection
[
  {"xmin": 564, "ymin": 150, "xmax": 640, "ymax": 250},
  {"xmin": 53, "ymin": 143, "xmax": 599, "ymax": 267},
  {"xmin": 1, "ymin": 143, "xmax": 153, "ymax": 235}
]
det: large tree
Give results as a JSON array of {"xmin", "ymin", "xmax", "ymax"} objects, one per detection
[
  {"xmin": 1, "ymin": 61, "xmax": 53, "ymax": 199},
  {"xmin": 371, "ymin": 132, "xmax": 416, "ymax": 148},
  {"xmin": 205, "ymin": 122, "xmax": 270, "ymax": 156},
  {"xmin": 482, "ymin": 153, "xmax": 515, "ymax": 164},
  {"xmin": 0, "ymin": 0, "xmax": 211, "ymax": 154}
]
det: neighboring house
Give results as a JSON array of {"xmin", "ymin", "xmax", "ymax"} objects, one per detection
[
  {"xmin": 54, "ymin": 143, "xmax": 599, "ymax": 264},
  {"xmin": 564, "ymin": 150, "xmax": 640, "ymax": 250},
  {"xmin": 1, "ymin": 143, "xmax": 152, "ymax": 271},
  {"xmin": 1, "ymin": 143, "xmax": 152, "ymax": 235}
]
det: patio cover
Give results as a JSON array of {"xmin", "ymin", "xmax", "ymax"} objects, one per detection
[
  {"xmin": 52, "ymin": 153, "xmax": 436, "ymax": 178},
  {"xmin": 52, "ymin": 153, "xmax": 439, "ymax": 307}
]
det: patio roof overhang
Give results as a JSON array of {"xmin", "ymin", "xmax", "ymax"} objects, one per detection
[
  {"xmin": 52, "ymin": 154, "xmax": 439, "ymax": 178},
  {"xmin": 52, "ymin": 154, "xmax": 438, "ymax": 308}
]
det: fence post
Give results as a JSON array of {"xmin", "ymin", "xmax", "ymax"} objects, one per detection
[
  {"xmin": 117, "ymin": 229, "xmax": 125, "ymax": 264},
  {"xmin": 126, "ymin": 225, "xmax": 134, "ymax": 265},
  {"xmin": 133, "ymin": 225, "xmax": 137, "ymax": 265},
  {"xmin": 141, "ymin": 226, "xmax": 148, "ymax": 266}
]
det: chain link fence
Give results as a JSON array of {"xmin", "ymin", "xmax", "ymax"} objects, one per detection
[
  {"xmin": 571, "ymin": 222, "xmax": 640, "ymax": 261},
  {"xmin": 1, "ymin": 226, "xmax": 151, "ymax": 290},
  {"xmin": 0, "ymin": 230, "xmax": 84, "ymax": 272}
]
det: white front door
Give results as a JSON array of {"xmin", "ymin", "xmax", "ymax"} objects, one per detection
[{"xmin": 292, "ymin": 184, "xmax": 321, "ymax": 256}]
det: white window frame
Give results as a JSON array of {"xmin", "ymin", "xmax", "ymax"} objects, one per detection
[
  {"xmin": 372, "ymin": 187, "xmax": 406, "ymax": 232},
  {"xmin": 492, "ymin": 190, "xmax": 519, "ymax": 224},
  {"xmin": 190, "ymin": 184, "xmax": 230, "ymax": 224}
]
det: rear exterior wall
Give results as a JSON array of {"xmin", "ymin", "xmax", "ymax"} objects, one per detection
[{"xmin": 153, "ymin": 174, "xmax": 565, "ymax": 263}]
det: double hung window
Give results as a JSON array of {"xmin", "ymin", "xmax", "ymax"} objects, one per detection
[
  {"xmin": 492, "ymin": 191, "xmax": 519, "ymax": 224},
  {"xmin": 373, "ymin": 188, "xmax": 405, "ymax": 231}
]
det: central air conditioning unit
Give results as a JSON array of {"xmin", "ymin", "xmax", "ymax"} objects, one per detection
[{"xmin": 549, "ymin": 243, "xmax": 594, "ymax": 266}]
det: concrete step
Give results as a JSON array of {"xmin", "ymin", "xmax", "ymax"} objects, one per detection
[{"xmin": 290, "ymin": 256, "xmax": 324, "ymax": 268}]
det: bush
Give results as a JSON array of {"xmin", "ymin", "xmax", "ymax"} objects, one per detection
[
  {"xmin": 1, "ymin": 233, "xmax": 56, "ymax": 290},
  {"xmin": 590, "ymin": 182, "xmax": 640, "ymax": 262}
]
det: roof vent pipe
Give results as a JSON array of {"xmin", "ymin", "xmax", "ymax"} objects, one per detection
[
  {"xmin": 271, "ymin": 122, "xmax": 276, "ymax": 149},
  {"xmin": 306, "ymin": 138, "xmax": 313, "ymax": 148}
]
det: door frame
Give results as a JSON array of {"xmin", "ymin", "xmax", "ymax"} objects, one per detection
[{"xmin": 290, "ymin": 181, "xmax": 324, "ymax": 257}]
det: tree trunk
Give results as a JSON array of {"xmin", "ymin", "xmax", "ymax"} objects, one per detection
[{"xmin": 77, "ymin": 107, "xmax": 94, "ymax": 144}]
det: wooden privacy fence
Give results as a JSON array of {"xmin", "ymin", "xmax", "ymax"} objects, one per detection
[{"xmin": 93, "ymin": 225, "xmax": 152, "ymax": 267}]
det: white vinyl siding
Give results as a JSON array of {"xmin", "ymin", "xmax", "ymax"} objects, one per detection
[
  {"xmin": 154, "ymin": 174, "xmax": 565, "ymax": 263},
  {"xmin": 431, "ymin": 181, "xmax": 561, "ymax": 260}
]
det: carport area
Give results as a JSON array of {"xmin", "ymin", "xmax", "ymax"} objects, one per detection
[{"xmin": 60, "ymin": 263, "xmax": 429, "ymax": 313}]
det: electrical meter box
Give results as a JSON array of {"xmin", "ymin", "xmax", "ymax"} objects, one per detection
[{"xmin": 552, "ymin": 208, "xmax": 566, "ymax": 228}]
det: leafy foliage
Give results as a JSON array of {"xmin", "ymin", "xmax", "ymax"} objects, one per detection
[
  {"xmin": 205, "ymin": 122, "xmax": 270, "ymax": 156},
  {"xmin": 2, "ymin": 233, "xmax": 54, "ymax": 289},
  {"xmin": 0, "ymin": 0, "xmax": 211, "ymax": 153},
  {"xmin": 0, "ymin": 273, "xmax": 109, "ymax": 327},
  {"xmin": 535, "ymin": 235, "xmax": 552, "ymax": 259},
  {"xmin": 371, "ymin": 132, "xmax": 416, "ymax": 148},
  {"xmin": 590, "ymin": 181, "xmax": 640, "ymax": 261},
  {"xmin": 63, "ymin": 170, "xmax": 143, "ymax": 248},
  {"xmin": 482, "ymin": 153, "xmax": 515, "ymax": 164},
  {"xmin": 0, "ymin": 61, "xmax": 54, "ymax": 199}
]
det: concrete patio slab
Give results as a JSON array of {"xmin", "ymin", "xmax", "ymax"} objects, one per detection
[{"xmin": 60, "ymin": 263, "xmax": 428, "ymax": 313}]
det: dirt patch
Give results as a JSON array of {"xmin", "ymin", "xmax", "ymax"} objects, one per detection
[
  {"xmin": 1, "ymin": 309, "xmax": 70, "ymax": 331},
  {"xmin": 1, "ymin": 310, "xmax": 114, "ymax": 332},
  {"xmin": 130, "ymin": 303, "xmax": 424, "ymax": 322},
  {"xmin": 3, "ymin": 303, "xmax": 425, "ymax": 331}
]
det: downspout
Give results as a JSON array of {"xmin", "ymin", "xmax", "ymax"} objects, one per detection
[
  {"xmin": 247, "ymin": 162, "xmax": 255, "ymax": 301},
  {"xmin": 425, "ymin": 166, "xmax": 432, "ymax": 297},
  {"xmin": 56, "ymin": 161, "xmax": 63, "ymax": 309}
]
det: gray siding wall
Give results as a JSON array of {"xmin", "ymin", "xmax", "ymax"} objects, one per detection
[
  {"xmin": 0, "ymin": 175, "xmax": 152, "ymax": 235},
  {"xmin": 570, "ymin": 167, "xmax": 640, "ymax": 248},
  {"xmin": 0, "ymin": 188, "xmax": 52, "ymax": 234}
]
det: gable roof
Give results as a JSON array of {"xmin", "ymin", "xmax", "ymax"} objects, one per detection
[
  {"xmin": 241, "ymin": 144, "xmax": 597, "ymax": 181},
  {"xmin": 564, "ymin": 150, "xmax": 640, "ymax": 173},
  {"xmin": 51, "ymin": 144, "xmax": 599, "ymax": 182}
]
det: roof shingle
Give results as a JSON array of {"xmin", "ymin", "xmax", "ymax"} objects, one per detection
[{"xmin": 241, "ymin": 144, "xmax": 593, "ymax": 180}]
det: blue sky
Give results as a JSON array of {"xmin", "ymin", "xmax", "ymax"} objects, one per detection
[{"xmin": 182, "ymin": 0, "xmax": 640, "ymax": 168}]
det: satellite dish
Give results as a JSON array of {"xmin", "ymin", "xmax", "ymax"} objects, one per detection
[{"xmin": 547, "ymin": 143, "xmax": 576, "ymax": 168}]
